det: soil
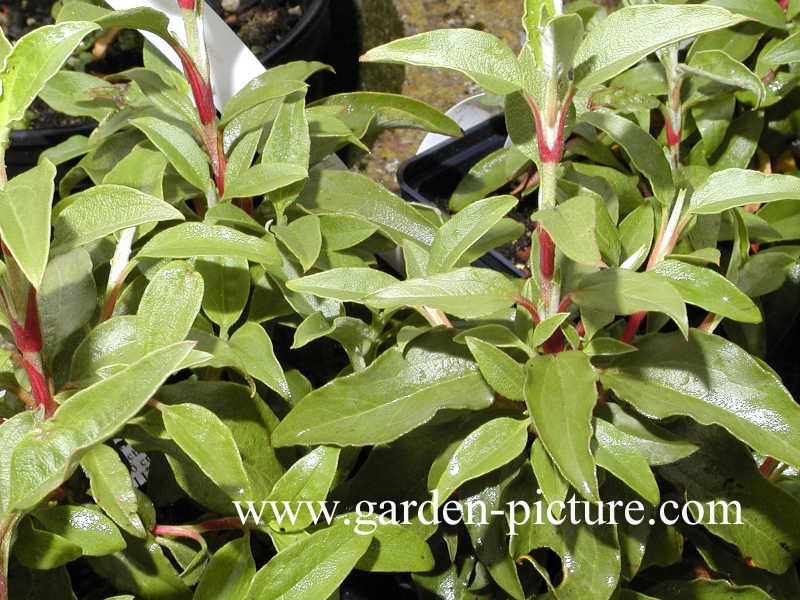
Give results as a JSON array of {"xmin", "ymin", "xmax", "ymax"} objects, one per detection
[{"xmin": 3, "ymin": 0, "xmax": 306, "ymax": 129}]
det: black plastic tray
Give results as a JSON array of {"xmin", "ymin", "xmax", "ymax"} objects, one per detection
[{"xmin": 396, "ymin": 113, "xmax": 524, "ymax": 277}]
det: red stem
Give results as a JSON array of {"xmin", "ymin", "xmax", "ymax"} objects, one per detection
[
  {"xmin": 198, "ymin": 517, "xmax": 245, "ymax": 531},
  {"xmin": 760, "ymin": 456, "xmax": 778, "ymax": 477},
  {"xmin": 152, "ymin": 524, "xmax": 205, "ymax": 546},
  {"xmin": 620, "ymin": 311, "xmax": 646, "ymax": 344},
  {"xmin": 514, "ymin": 294, "xmax": 541, "ymax": 325}
]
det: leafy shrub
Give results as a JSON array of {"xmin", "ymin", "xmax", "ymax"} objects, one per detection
[{"xmin": 2, "ymin": 1, "xmax": 800, "ymax": 599}]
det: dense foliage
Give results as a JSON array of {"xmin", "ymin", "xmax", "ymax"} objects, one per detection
[{"xmin": 1, "ymin": 0, "xmax": 800, "ymax": 599}]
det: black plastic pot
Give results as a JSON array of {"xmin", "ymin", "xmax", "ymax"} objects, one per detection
[{"xmin": 396, "ymin": 113, "xmax": 525, "ymax": 277}]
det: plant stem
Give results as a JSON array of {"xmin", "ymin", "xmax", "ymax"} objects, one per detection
[{"xmin": 659, "ymin": 45, "xmax": 683, "ymax": 168}]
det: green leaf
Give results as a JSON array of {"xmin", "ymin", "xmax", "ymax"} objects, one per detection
[
  {"xmin": 652, "ymin": 260, "xmax": 761, "ymax": 323},
  {"xmin": 223, "ymin": 163, "xmax": 308, "ymax": 201},
  {"xmin": 531, "ymin": 313, "xmax": 571, "ymax": 349},
  {"xmin": 10, "ymin": 342, "xmax": 193, "ymax": 511},
  {"xmin": 161, "ymin": 403, "xmax": 251, "ymax": 499},
  {"xmin": 692, "ymin": 96, "xmax": 737, "ymax": 157},
  {"xmin": 429, "ymin": 417, "xmax": 528, "ymax": 506},
  {"xmin": 366, "ymin": 267, "xmax": 521, "ymax": 319},
  {"xmin": 0, "ymin": 21, "xmax": 99, "ymax": 129},
  {"xmin": 287, "ymin": 267, "xmax": 399, "ymax": 303},
  {"xmin": 598, "ymin": 330, "xmax": 800, "ymax": 469},
  {"xmin": 574, "ymin": 5, "xmax": 745, "ymax": 89},
  {"xmin": 760, "ymin": 30, "xmax": 800, "ymax": 67},
  {"xmin": 595, "ymin": 403, "xmax": 699, "ymax": 466},
  {"xmin": 53, "ymin": 185, "xmax": 184, "ymax": 251},
  {"xmin": 131, "ymin": 117, "xmax": 211, "ymax": 193},
  {"xmin": 594, "ymin": 419, "xmax": 659, "ymax": 505},
  {"xmin": 138, "ymin": 222, "xmax": 281, "ymax": 265},
  {"xmin": 246, "ymin": 521, "xmax": 372, "ymax": 600},
  {"xmin": 525, "ymin": 351, "xmax": 599, "ymax": 501},
  {"xmin": 704, "ymin": 0, "xmax": 786, "ymax": 29},
  {"xmin": 272, "ymin": 215, "xmax": 322, "ymax": 272},
  {"xmin": 573, "ymin": 268, "xmax": 689, "ymax": 337},
  {"xmin": 298, "ymin": 170, "xmax": 437, "ymax": 247},
  {"xmin": 689, "ymin": 169, "xmax": 800, "ymax": 214},
  {"xmin": 229, "ymin": 322, "xmax": 289, "ymax": 399},
  {"xmin": 530, "ymin": 438, "xmax": 568, "ymax": 515},
  {"xmin": 220, "ymin": 78, "xmax": 307, "ymax": 126},
  {"xmin": 683, "ymin": 50, "xmax": 765, "ymax": 105},
  {"xmin": 266, "ymin": 446, "xmax": 340, "ymax": 531},
  {"xmin": 429, "ymin": 195, "xmax": 517, "ymax": 273},
  {"xmin": 137, "ymin": 261, "xmax": 203, "ymax": 354},
  {"xmin": 272, "ymin": 335, "xmax": 493, "ymax": 446},
  {"xmin": 13, "ymin": 516, "xmax": 82, "ymax": 569},
  {"xmin": 33, "ymin": 504, "xmax": 126, "ymax": 556},
  {"xmin": 536, "ymin": 194, "xmax": 620, "ymax": 267},
  {"xmin": 648, "ymin": 579, "xmax": 774, "ymax": 600},
  {"xmin": 93, "ymin": 6, "xmax": 171, "ymax": 38},
  {"xmin": 194, "ymin": 535, "xmax": 255, "ymax": 600},
  {"xmin": 581, "ymin": 111, "xmax": 673, "ymax": 205},
  {"xmin": 314, "ymin": 92, "xmax": 462, "ymax": 138},
  {"xmin": 356, "ymin": 521, "xmax": 435, "ymax": 573},
  {"xmin": 361, "ymin": 29, "xmax": 521, "ymax": 94},
  {"xmin": 583, "ymin": 337, "xmax": 638, "ymax": 357},
  {"xmin": 81, "ymin": 444, "xmax": 146, "ymax": 538},
  {"xmin": 38, "ymin": 247, "xmax": 96, "ymax": 358},
  {"xmin": 659, "ymin": 426, "xmax": 800, "ymax": 575},
  {"xmin": 0, "ymin": 411, "xmax": 34, "ymax": 513},
  {"xmin": 465, "ymin": 337, "xmax": 525, "ymax": 401},
  {"xmin": 450, "ymin": 145, "xmax": 531, "ymax": 212},
  {"xmin": 39, "ymin": 70, "xmax": 114, "ymax": 121},
  {"xmin": 195, "ymin": 256, "xmax": 250, "ymax": 334},
  {"xmin": 0, "ymin": 160, "xmax": 55, "ymax": 287}
]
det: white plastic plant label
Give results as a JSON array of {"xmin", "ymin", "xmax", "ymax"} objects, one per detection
[{"xmin": 104, "ymin": 0, "xmax": 266, "ymax": 109}]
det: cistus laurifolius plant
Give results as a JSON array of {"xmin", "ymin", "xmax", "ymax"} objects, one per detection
[{"xmin": 3, "ymin": 0, "xmax": 800, "ymax": 598}]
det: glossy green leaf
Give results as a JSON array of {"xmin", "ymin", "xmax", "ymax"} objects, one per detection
[
  {"xmin": 648, "ymin": 579, "xmax": 773, "ymax": 600},
  {"xmin": 525, "ymin": 351, "xmax": 599, "ymax": 501},
  {"xmin": 10, "ymin": 342, "xmax": 193, "ymax": 511},
  {"xmin": 0, "ymin": 411, "xmax": 34, "ymax": 513},
  {"xmin": 530, "ymin": 313, "xmax": 571, "ymax": 349},
  {"xmin": 266, "ymin": 446, "xmax": 340, "ymax": 531},
  {"xmin": 599, "ymin": 330, "xmax": 800, "ymax": 469},
  {"xmin": 659, "ymin": 426, "xmax": 800, "ymax": 574},
  {"xmin": 704, "ymin": 0, "xmax": 786, "ymax": 29},
  {"xmin": 450, "ymin": 145, "xmax": 531, "ymax": 212},
  {"xmin": 194, "ymin": 535, "xmax": 255, "ymax": 600},
  {"xmin": 223, "ymin": 163, "xmax": 308, "ymax": 201},
  {"xmin": 366, "ymin": 267, "xmax": 520, "ymax": 319},
  {"xmin": 53, "ymin": 185, "xmax": 183, "ymax": 251},
  {"xmin": 760, "ymin": 30, "xmax": 800, "ymax": 66},
  {"xmin": 131, "ymin": 117, "xmax": 211, "ymax": 193},
  {"xmin": 0, "ymin": 21, "xmax": 99, "ymax": 129},
  {"xmin": 689, "ymin": 169, "xmax": 800, "ymax": 214},
  {"xmin": 361, "ymin": 29, "xmax": 521, "ymax": 94},
  {"xmin": 220, "ymin": 78, "xmax": 307, "ymax": 126},
  {"xmin": 429, "ymin": 417, "xmax": 528, "ymax": 506},
  {"xmin": 229, "ymin": 322, "xmax": 289, "ymax": 398},
  {"xmin": 595, "ymin": 403, "xmax": 699, "ymax": 466},
  {"xmin": 272, "ymin": 335, "xmax": 493, "ymax": 446},
  {"xmin": 287, "ymin": 267, "xmax": 399, "ymax": 303},
  {"xmin": 13, "ymin": 516, "xmax": 82, "ymax": 569},
  {"xmin": 138, "ymin": 222, "xmax": 281, "ymax": 265},
  {"xmin": 537, "ymin": 194, "xmax": 620, "ymax": 267},
  {"xmin": 573, "ymin": 268, "xmax": 689, "ymax": 337},
  {"xmin": 161, "ymin": 403, "xmax": 251, "ymax": 499},
  {"xmin": 33, "ymin": 504, "xmax": 126, "ymax": 556},
  {"xmin": 272, "ymin": 215, "xmax": 322, "ymax": 272},
  {"xmin": 39, "ymin": 70, "xmax": 114, "ymax": 121},
  {"xmin": 583, "ymin": 338, "xmax": 638, "ymax": 357},
  {"xmin": 574, "ymin": 5, "xmax": 745, "ymax": 89},
  {"xmin": 355, "ymin": 520, "xmax": 435, "ymax": 573},
  {"xmin": 314, "ymin": 92, "xmax": 461, "ymax": 138},
  {"xmin": 692, "ymin": 96, "xmax": 737, "ymax": 157},
  {"xmin": 429, "ymin": 195, "xmax": 517, "ymax": 273},
  {"xmin": 195, "ymin": 256, "xmax": 249, "ymax": 333},
  {"xmin": 81, "ymin": 444, "xmax": 146, "ymax": 538},
  {"xmin": 297, "ymin": 170, "xmax": 437, "ymax": 247},
  {"xmin": 246, "ymin": 520, "xmax": 372, "ymax": 600},
  {"xmin": 530, "ymin": 438, "xmax": 568, "ymax": 515},
  {"xmin": 581, "ymin": 111, "xmax": 673, "ymax": 205},
  {"xmin": 0, "ymin": 160, "xmax": 55, "ymax": 288},
  {"xmin": 137, "ymin": 261, "xmax": 203, "ymax": 354},
  {"xmin": 652, "ymin": 260, "xmax": 761, "ymax": 323},
  {"xmin": 594, "ymin": 419, "xmax": 659, "ymax": 505},
  {"xmin": 465, "ymin": 337, "xmax": 525, "ymax": 401}
]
